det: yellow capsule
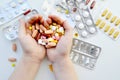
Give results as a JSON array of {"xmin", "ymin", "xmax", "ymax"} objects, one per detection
[
  {"xmin": 49, "ymin": 64, "xmax": 53, "ymax": 72},
  {"xmin": 57, "ymin": 8, "xmax": 62, "ymax": 12},
  {"xmin": 65, "ymin": 10, "xmax": 69, "ymax": 14},
  {"xmin": 108, "ymin": 28, "xmax": 115, "ymax": 35},
  {"xmin": 48, "ymin": 38, "xmax": 54, "ymax": 42},
  {"xmin": 29, "ymin": 26, "xmax": 32, "ymax": 30},
  {"xmin": 53, "ymin": 23, "xmax": 57, "ymax": 26},
  {"xmin": 101, "ymin": 9, "xmax": 108, "ymax": 17},
  {"xmin": 95, "ymin": 19, "xmax": 102, "ymax": 26},
  {"xmin": 53, "ymin": 40, "xmax": 58, "ymax": 43},
  {"xmin": 99, "ymin": 22, "xmax": 106, "ymax": 29},
  {"xmin": 115, "ymin": 19, "xmax": 120, "ymax": 26},
  {"xmin": 74, "ymin": 33, "xmax": 79, "ymax": 38},
  {"xmin": 110, "ymin": 16, "xmax": 117, "ymax": 23},
  {"xmin": 11, "ymin": 63, "xmax": 16, "ymax": 67},
  {"xmin": 106, "ymin": 12, "xmax": 112, "ymax": 20},
  {"xmin": 104, "ymin": 25, "xmax": 110, "ymax": 32},
  {"xmin": 113, "ymin": 31, "xmax": 119, "ymax": 39}
]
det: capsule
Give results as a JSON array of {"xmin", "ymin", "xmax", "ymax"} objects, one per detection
[
  {"xmin": 90, "ymin": 1, "xmax": 96, "ymax": 9},
  {"xmin": 113, "ymin": 31, "xmax": 119, "ymax": 39},
  {"xmin": 101, "ymin": 9, "xmax": 108, "ymax": 17},
  {"xmin": 95, "ymin": 19, "xmax": 102, "ymax": 26},
  {"xmin": 45, "ymin": 30, "xmax": 53, "ymax": 34},
  {"xmin": 86, "ymin": 0, "xmax": 91, "ymax": 5},
  {"xmin": 99, "ymin": 22, "xmax": 106, "ymax": 29},
  {"xmin": 106, "ymin": 12, "xmax": 112, "ymax": 20},
  {"xmin": 46, "ymin": 42, "xmax": 57, "ymax": 48},
  {"xmin": 115, "ymin": 19, "xmax": 120, "ymax": 26},
  {"xmin": 35, "ymin": 23, "xmax": 40, "ymax": 30},
  {"xmin": 32, "ymin": 30, "xmax": 38, "ymax": 38},
  {"xmin": 104, "ymin": 25, "xmax": 110, "ymax": 32},
  {"xmin": 110, "ymin": 16, "xmax": 117, "ymax": 23},
  {"xmin": 108, "ymin": 28, "xmax": 115, "ymax": 35}
]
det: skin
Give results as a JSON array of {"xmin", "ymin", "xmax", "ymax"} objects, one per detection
[{"xmin": 9, "ymin": 14, "xmax": 78, "ymax": 80}]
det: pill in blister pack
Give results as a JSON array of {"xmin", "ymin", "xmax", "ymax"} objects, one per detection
[
  {"xmin": 0, "ymin": 0, "xmax": 31, "ymax": 26},
  {"xmin": 70, "ymin": 38, "xmax": 101, "ymax": 69},
  {"xmin": 66, "ymin": 0, "xmax": 97, "ymax": 38},
  {"xmin": 3, "ymin": 9, "xmax": 38, "ymax": 40}
]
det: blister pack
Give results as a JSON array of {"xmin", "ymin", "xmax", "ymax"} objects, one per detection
[
  {"xmin": 0, "ymin": 0, "xmax": 31, "ymax": 26},
  {"xmin": 70, "ymin": 38, "xmax": 101, "ymax": 69},
  {"xmin": 2, "ymin": 9, "xmax": 39, "ymax": 40},
  {"xmin": 56, "ymin": 0, "xmax": 97, "ymax": 38}
]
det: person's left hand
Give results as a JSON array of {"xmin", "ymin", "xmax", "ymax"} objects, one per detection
[{"xmin": 18, "ymin": 14, "xmax": 46, "ymax": 62}]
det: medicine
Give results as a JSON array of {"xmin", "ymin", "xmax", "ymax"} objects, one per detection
[
  {"xmin": 86, "ymin": 0, "xmax": 90, "ymax": 5},
  {"xmin": 95, "ymin": 19, "xmax": 102, "ymax": 26},
  {"xmin": 104, "ymin": 25, "xmax": 110, "ymax": 32},
  {"xmin": 110, "ymin": 16, "xmax": 117, "ymax": 23},
  {"xmin": 78, "ymin": 23, "xmax": 84, "ymax": 29},
  {"xmin": 83, "ymin": 11, "xmax": 89, "ymax": 17},
  {"xmin": 109, "ymin": 28, "xmax": 115, "ymax": 35},
  {"xmin": 10, "ymin": 2, "xmax": 17, "ymax": 8},
  {"xmin": 99, "ymin": 22, "xmax": 106, "ymax": 29},
  {"xmin": 29, "ymin": 26, "xmax": 32, "ymax": 30},
  {"xmin": 12, "ymin": 43, "xmax": 17, "ymax": 52},
  {"xmin": 89, "ymin": 27, "xmax": 96, "ymax": 34},
  {"xmin": 45, "ymin": 30, "xmax": 53, "ymax": 34},
  {"xmin": 90, "ymin": 1, "xmax": 96, "ymax": 9},
  {"xmin": 8, "ymin": 57, "xmax": 16, "ymax": 62},
  {"xmin": 46, "ymin": 42, "xmax": 57, "ymax": 48},
  {"xmin": 11, "ymin": 63, "xmax": 16, "ymax": 67},
  {"xmin": 113, "ymin": 31, "xmax": 119, "ymax": 39},
  {"xmin": 49, "ymin": 64, "xmax": 53, "ymax": 72},
  {"xmin": 32, "ymin": 30, "xmax": 38, "ymax": 38},
  {"xmin": 106, "ymin": 12, "xmax": 112, "ymax": 20},
  {"xmin": 115, "ymin": 19, "xmax": 120, "ymax": 26},
  {"xmin": 86, "ymin": 19, "xmax": 92, "ymax": 25},
  {"xmin": 75, "ymin": 15, "xmax": 81, "ymax": 21},
  {"xmin": 101, "ymin": 9, "xmax": 108, "ymax": 17},
  {"xmin": 81, "ymin": 30, "xmax": 88, "ymax": 37}
]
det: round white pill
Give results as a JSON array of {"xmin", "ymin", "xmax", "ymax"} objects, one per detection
[
  {"xmin": 83, "ymin": 11, "xmax": 89, "ymax": 17},
  {"xmin": 18, "ymin": 0, "xmax": 24, "ymax": 4},
  {"xmin": 86, "ymin": 19, "xmax": 92, "ymax": 25},
  {"xmin": 75, "ymin": 15, "xmax": 81, "ymax": 21},
  {"xmin": 89, "ymin": 27, "xmax": 96, "ymax": 34},
  {"xmin": 81, "ymin": 30, "xmax": 88, "ymax": 37},
  {"xmin": 10, "ymin": 2, "xmax": 17, "ymax": 8},
  {"xmin": 78, "ymin": 23, "xmax": 84, "ymax": 29}
]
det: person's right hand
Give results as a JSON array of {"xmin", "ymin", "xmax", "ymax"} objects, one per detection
[{"xmin": 45, "ymin": 15, "xmax": 73, "ymax": 63}]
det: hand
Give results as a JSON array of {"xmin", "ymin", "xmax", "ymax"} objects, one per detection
[
  {"xmin": 46, "ymin": 15, "xmax": 73, "ymax": 63},
  {"xmin": 18, "ymin": 14, "xmax": 46, "ymax": 62}
]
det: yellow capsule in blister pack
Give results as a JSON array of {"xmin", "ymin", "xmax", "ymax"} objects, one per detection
[
  {"xmin": 95, "ymin": 19, "xmax": 102, "ymax": 26},
  {"xmin": 99, "ymin": 22, "xmax": 106, "ymax": 29},
  {"xmin": 101, "ymin": 9, "xmax": 108, "ymax": 17},
  {"xmin": 115, "ymin": 19, "xmax": 120, "ymax": 26},
  {"xmin": 110, "ymin": 16, "xmax": 117, "ymax": 23},
  {"xmin": 104, "ymin": 25, "xmax": 110, "ymax": 32},
  {"xmin": 113, "ymin": 31, "xmax": 119, "ymax": 39},
  {"xmin": 108, "ymin": 28, "xmax": 115, "ymax": 35},
  {"xmin": 106, "ymin": 12, "xmax": 112, "ymax": 20}
]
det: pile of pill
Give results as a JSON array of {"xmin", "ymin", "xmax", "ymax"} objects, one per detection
[
  {"xmin": 70, "ymin": 38, "xmax": 101, "ymax": 70},
  {"xmin": 95, "ymin": 9, "xmax": 120, "ymax": 40},
  {"xmin": 29, "ymin": 22, "xmax": 65, "ymax": 48},
  {"xmin": 0, "ymin": 0, "xmax": 31, "ymax": 26}
]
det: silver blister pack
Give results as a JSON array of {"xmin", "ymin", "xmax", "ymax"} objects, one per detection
[
  {"xmin": 70, "ymin": 38, "xmax": 101, "ymax": 70},
  {"xmin": 56, "ymin": 0, "xmax": 97, "ymax": 38},
  {"xmin": 0, "ymin": 0, "xmax": 31, "ymax": 26},
  {"xmin": 3, "ymin": 9, "xmax": 39, "ymax": 40}
]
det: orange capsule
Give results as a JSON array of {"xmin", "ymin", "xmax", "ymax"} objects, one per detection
[
  {"xmin": 40, "ymin": 25, "xmax": 46, "ymax": 32},
  {"xmin": 46, "ymin": 42, "xmax": 57, "ymax": 48},
  {"xmin": 45, "ymin": 30, "xmax": 53, "ymax": 34},
  {"xmin": 32, "ymin": 30, "xmax": 38, "ymax": 38},
  {"xmin": 35, "ymin": 23, "xmax": 40, "ymax": 30}
]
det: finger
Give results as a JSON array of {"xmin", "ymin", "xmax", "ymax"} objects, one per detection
[
  {"xmin": 19, "ymin": 19, "xmax": 27, "ymax": 36},
  {"xmin": 48, "ymin": 15, "xmax": 65, "ymax": 25}
]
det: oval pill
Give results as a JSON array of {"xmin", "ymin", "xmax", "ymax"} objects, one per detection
[
  {"xmin": 95, "ymin": 19, "xmax": 102, "ymax": 26},
  {"xmin": 99, "ymin": 22, "xmax": 106, "ymax": 29},
  {"xmin": 8, "ymin": 57, "xmax": 16, "ymax": 62},
  {"xmin": 115, "ymin": 19, "xmax": 120, "ymax": 26},
  {"xmin": 32, "ymin": 30, "xmax": 38, "ymax": 38},
  {"xmin": 12, "ymin": 43, "xmax": 17, "ymax": 52},
  {"xmin": 83, "ymin": 11, "xmax": 89, "ymax": 17},
  {"xmin": 104, "ymin": 25, "xmax": 110, "ymax": 32},
  {"xmin": 106, "ymin": 12, "xmax": 112, "ymax": 20},
  {"xmin": 101, "ymin": 9, "xmax": 108, "ymax": 17},
  {"xmin": 90, "ymin": 1, "xmax": 96, "ymax": 9},
  {"xmin": 109, "ymin": 28, "xmax": 115, "ymax": 35},
  {"xmin": 45, "ymin": 30, "xmax": 53, "ymax": 34},
  {"xmin": 110, "ymin": 16, "xmax": 117, "ymax": 23},
  {"xmin": 113, "ymin": 31, "xmax": 119, "ymax": 39}
]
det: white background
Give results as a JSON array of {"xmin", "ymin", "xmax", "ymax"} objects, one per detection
[{"xmin": 0, "ymin": 0, "xmax": 120, "ymax": 80}]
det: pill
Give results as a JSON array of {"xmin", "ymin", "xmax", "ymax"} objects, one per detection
[
  {"xmin": 11, "ymin": 63, "xmax": 16, "ymax": 67},
  {"xmin": 12, "ymin": 43, "xmax": 17, "ymax": 52},
  {"xmin": 89, "ymin": 27, "xmax": 96, "ymax": 33},
  {"xmin": 74, "ymin": 33, "xmax": 79, "ymax": 38},
  {"xmin": 49, "ymin": 64, "xmax": 53, "ymax": 72},
  {"xmin": 35, "ymin": 23, "xmax": 40, "ymax": 30},
  {"xmin": 10, "ymin": 2, "xmax": 17, "ymax": 8},
  {"xmin": 48, "ymin": 38, "xmax": 54, "ymax": 42},
  {"xmin": 113, "ymin": 31, "xmax": 119, "ymax": 39},
  {"xmin": 99, "ymin": 22, "xmax": 106, "ymax": 29},
  {"xmin": 80, "ymin": 3, "xmax": 87, "ymax": 9},
  {"xmin": 83, "ymin": 11, "xmax": 89, "ymax": 17},
  {"xmin": 95, "ymin": 19, "xmax": 102, "ymax": 26},
  {"xmin": 104, "ymin": 25, "xmax": 110, "ymax": 32},
  {"xmin": 45, "ymin": 30, "xmax": 53, "ymax": 34},
  {"xmin": 36, "ymin": 33, "xmax": 41, "ymax": 41},
  {"xmin": 29, "ymin": 26, "xmax": 32, "ymax": 30},
  {"xmin": 110, "ymin": 16, "xmax": 117, "ymax": 23},
  {"xmin": 50, "ymin": 26, "xmax": 57, "ymax": 31},
  {"xmin": 106, "ymin": 12, "xmax": 112, "ymax": 20},
  {"xmin": 101, "ymin": 9, "xmax": 108, "ymax": 17},
  {"xmin": 8, "ymin": 57, "xmax": 16, "ymax": 62},
  {"xmin": 73, "ymin": 7, "xmax": 77, "ymax": 12},
  {"xmin": 75, "ymin": 15, "xmax": 81, "ymax": 21},
  {"xmin": 32, "ymin": 25, "xmax": 35, "ymax": 32},
  {"xmin": 58, "ymin": 27, "xmax": 64, "ymax": 34},
  {"xmin": 38, "ymin": 39, "xmax": 43, "ymax": 45},
  {"xmin": 40, "ymin": 25, "xmax": 46, "ymax": 32},
  {"xmin": 18, "ymin": 0, "xmax": 24, "ymax": 4},
  {"xmin": 46, "ymin": 42, "xmax": 57, "ymax": 48},
  {"xmin": 81, "ymin": 30, "xmax": 88, "ymax": 37},
  {"xmin": 86, "ymin": 0, "xmax": 91, "ymax": 5},
  {"xmin": 53, "ymin": 23, "xmax": 57, "ymax": 26},
  {"xmin": 115, "ymin": 19, "xmax": 120, "ymax": 26},
  {"xmin": 90, "ymin": 1, "xmax": 96, "ymax": 9},
  {"xmin": 65, "ymin": 10, "xmax": 69, "ymax": 14},
  {"xmin": 86, "ymin": 19, "xmax": 92, "ymax": 25},
  {"xmin": 73, "ymin": 54, "xmax": 79, "ymax": 62},
  {"xmin": 78, "ymin": 23, "xmax": 84, "ymax": 29},
  {"xmin": 32, "ymin": 30, "xmax": 38, "ymax": 38},
  {"xmin": 109, "ymin": 28, "xmax": 115, "ymax": 35}
]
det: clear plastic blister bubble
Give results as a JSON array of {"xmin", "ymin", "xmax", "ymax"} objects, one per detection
[
  {"xmin": 70, "ymin": 38, "xmax": 101, "ymax": 70},
  {"xmin": 2, "ymin": 9, "xmax": 39, "ymax": 40}
]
